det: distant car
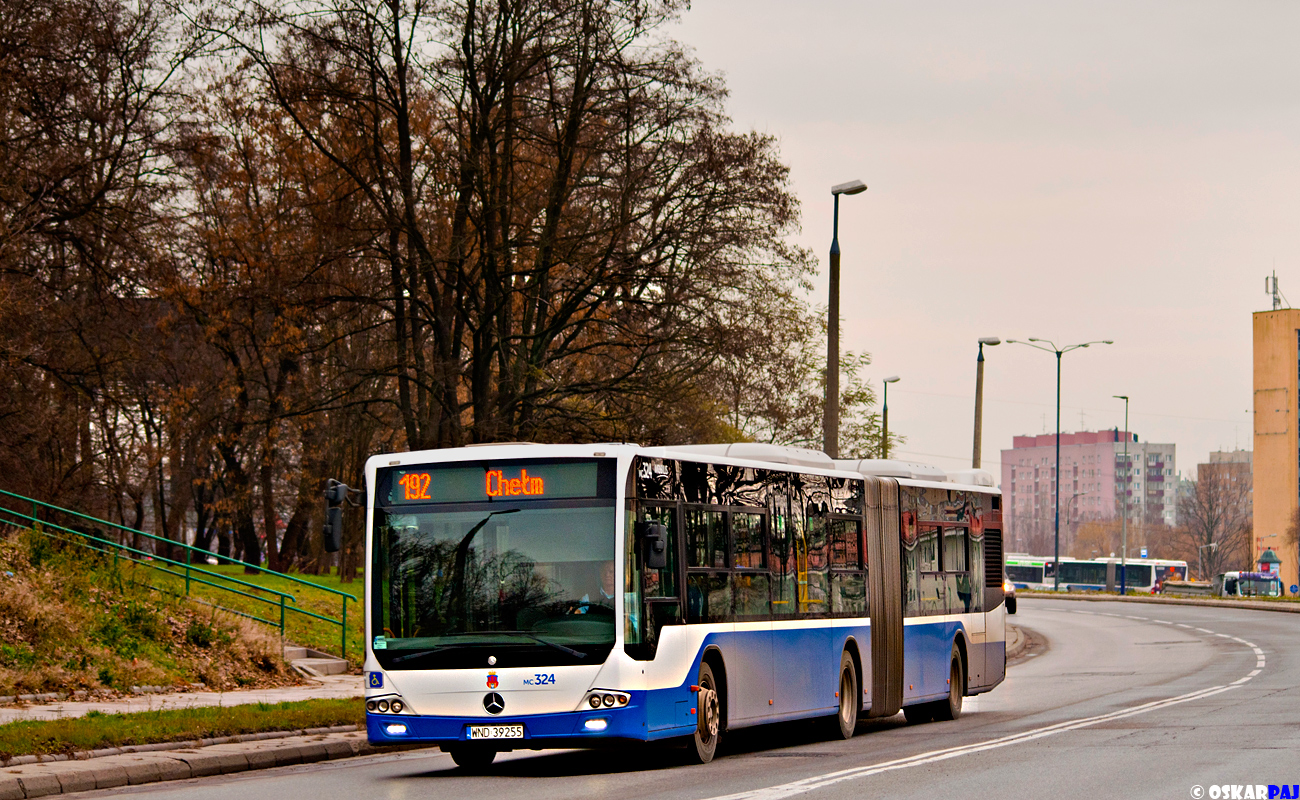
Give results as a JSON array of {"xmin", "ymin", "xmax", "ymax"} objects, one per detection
[{"xmin": 1004, "ymin": 576, "xmax": 1017, "ymax": 614}]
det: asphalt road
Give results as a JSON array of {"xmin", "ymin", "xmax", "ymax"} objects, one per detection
[{"xmin": 78, "ymin": 599, "xmax": 1300, "ymax": 800}]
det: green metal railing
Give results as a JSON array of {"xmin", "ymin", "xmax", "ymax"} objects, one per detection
[{"xmin": 0, "ymin": 488, "xmax": 357, "ymax": 659}]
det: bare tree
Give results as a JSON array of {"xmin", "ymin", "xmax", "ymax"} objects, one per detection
[
  {"xmin": 0, "ymin": 0, "xmax": 188, "ymax": 513},
  {"xmin": 1175, "ymin": 469, "xmax": 1252, "ymax": 579},
  {"xmin": 203, "ymin": 0, "xmax": 816, "ymax": 449}
]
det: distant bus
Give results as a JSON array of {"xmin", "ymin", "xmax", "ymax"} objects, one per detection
[
  {"xmin": 1004, "ymin": 554, "xmax": 1188, "ymax": 593},
  {"xmin": 1214, "ymin": 571, "xmax": 1283, "ymax": 598},
  {"xmin": 1004, "ymin": 554, "xmax": 1052, "ymax": 590},
  {"xmin": 347, "ymin": 444, "xmax": 1008, "ymax": 767}
]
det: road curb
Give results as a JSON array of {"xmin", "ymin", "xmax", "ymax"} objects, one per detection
[
  {"xmin": 1005, "ymin": 624, "xmax": 1026, "ymax": 660},
  {"xmin": 0, "ymin": 725, "xmax": 362, "ymax": 767},
  {"xmin": 1020, "ymin": 593, "xmax": 1300, "ymax": 613},
  {"xmin": 0, "ymin": 730, "xmax": 430, "ymax": 797}
]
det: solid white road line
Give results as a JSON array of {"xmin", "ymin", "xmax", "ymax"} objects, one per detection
[{"xmin": 700, "ymin": 617, "xmax": 1265, "ymax": 800}]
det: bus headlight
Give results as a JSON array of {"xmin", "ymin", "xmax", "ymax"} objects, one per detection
[
  {"xmin": 579, "ymin": 690, "xmax": 630, "ymax": 711},
  {"xmin": 367, "ymin": 695, "xmax": 409, "ymax": 714}
]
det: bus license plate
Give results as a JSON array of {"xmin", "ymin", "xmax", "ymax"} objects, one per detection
[{"xmin": 469, "ymin": 725, "xmax": 523, "ymax": 740}]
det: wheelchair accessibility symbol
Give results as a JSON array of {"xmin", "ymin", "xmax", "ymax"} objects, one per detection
[{"xmin": 368, "ymin": 672, "xmax": 384, "ymax": 689}]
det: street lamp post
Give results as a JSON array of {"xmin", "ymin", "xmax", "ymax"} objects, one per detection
[
  {"xmin": 1113, "ymin": 395, "xmax": 1130, "ymax": 594},
  {"xmin": 973, "ymin": 336, "xmax": 1001, "ymax": 468},
  {"xmin": 1007, "ymin": 338, "xmax": 1114, "ymax": 591},
  {"xmin": 823, "ymin": 179, "xmax": 867, "ymax": 459},
  {"xmin": 1198, "ymin": 542, "xmax": 1218, "ymax": 581},
  {"xmin": 881, "ymin": 375, "xmax": 900, "ymax": 459}
]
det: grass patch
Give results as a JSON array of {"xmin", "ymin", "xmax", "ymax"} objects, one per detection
[
  {"xmin": 147, "ymin": 564, "xmax": 364, "ymax": 665},
  {"xmin": 0, "ymin": 697, "xmax": 363, "ymax": 761},
  {"xmin": 0, "ymin": 529, "xmax": 298, "ymax": 695}
]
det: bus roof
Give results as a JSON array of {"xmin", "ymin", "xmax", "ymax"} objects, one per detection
[
  {"xmin": 368, "ymin": 442, "xmax": 1000, "ymax": 492},
  {"xmin": 1221, "ymin": 571, "xmax": 1280, "ymax": 581}
]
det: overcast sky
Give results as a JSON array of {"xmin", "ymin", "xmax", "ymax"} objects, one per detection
[{"xmin": 671, "ymin": 0, "xmax": 1298, "ymax": 476}]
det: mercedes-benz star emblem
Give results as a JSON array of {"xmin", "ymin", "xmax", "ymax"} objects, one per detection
[
  {"xmin": 483, "ymin": 692, "xmax": 505, "ymax": 715},
  {"xmin": 487, "ymin": 655, "xmax": 497, "ymax": 666}
]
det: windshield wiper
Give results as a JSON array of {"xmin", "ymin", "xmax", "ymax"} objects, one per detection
[
  {"xmin": 457, "ymin": 630, "xmax": 587, "ymax": 659},
  {"xmin": 391, "ymin": 644, "xmax": 469, "ymax": 664}
]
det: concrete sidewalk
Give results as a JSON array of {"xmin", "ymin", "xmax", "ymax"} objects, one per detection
[
  {"xmin": 0, "ymin": 675, "xmax": 365, "ymax": 725},
  {"xmin": 0, "ymin": 728, "xmax": 424, "ymax": 798}
]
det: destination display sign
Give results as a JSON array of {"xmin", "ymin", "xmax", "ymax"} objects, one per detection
[{"xmin": 384, "ymin": 460, "xmax": 601, "ymax": 505}]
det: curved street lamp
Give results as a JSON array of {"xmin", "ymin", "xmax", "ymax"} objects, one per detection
[
  {"xmin": 824, "ymin": 179, "xmax": 867, "ymax": 458},
  {"xmin": 973, "ymin": 336, "xmax": 1001, "ymax": 468},
  {"xmin": 1007, "ymin": 338, "xmax": 1114, "ymax": 590}
]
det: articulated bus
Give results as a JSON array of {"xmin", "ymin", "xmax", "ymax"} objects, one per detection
[
  {"xmin": 1004, "ymin": 554, "xmax": 1188, "ymax": 593},
  {"xmin": 1004, "ymin": 554, "xmax": 1052, "ymax": 590},
  {"xmin": 346, "ymin": 443, "xmax": 1007, "ymax": 767}
]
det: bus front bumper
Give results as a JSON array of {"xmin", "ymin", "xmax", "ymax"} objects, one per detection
[{"xmin": 366, "ymin": 706, "xmax": 649, "ymax": 746}]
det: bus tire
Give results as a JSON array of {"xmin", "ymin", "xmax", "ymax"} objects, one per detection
[
  {"xmin": 1006, "ymin": 595, "xmax": 1017, "ymax": 614},
  {"xmin": 447, "ymin": 746, "xmax": 496, "ymax": 771},
  {"xmin": 931, "ymin": 644, "xmax": 964, "ymax": 722},
  {"xmin": 687, "ymin": 661, "xmax": 722, "ymax": 764},
  {"xmin": 832, "ymin": 649, "xmax": 859, "ymax": 739}
]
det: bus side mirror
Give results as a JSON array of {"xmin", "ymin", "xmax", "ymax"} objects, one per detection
[
  {"xmin": 636, "ymin": 521, "xmax": 668, "ymax": 570},
  {"xmin": 323, "ymin": 506, "xmax": 343, "ymax": 553},
  {"xmin": 323, "ymin": 479, "xmax": 350, "ymax": 553}
]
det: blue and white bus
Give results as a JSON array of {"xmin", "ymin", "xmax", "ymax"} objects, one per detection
[
  {"xmin": 346, "ymin": 443, "xmax": 1007, "ymax": 767},
  {"xmin": 1005, "ymin": 555, "xmax": 1188, "ymax": 593}
]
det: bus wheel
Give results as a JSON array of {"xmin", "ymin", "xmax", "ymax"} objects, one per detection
[
  {"xmin": 833, "ymin": 650, "xmax": 859, "ymax": 739},
  {"xmin": 932, "ymin": 645, "xmax": 964, "ymax": 722},
  {"xmin": 687, "ymin": 661, "xmax": 722, "ymax": 763},
  {"xmin": 447, "ymin": 746, "xmax": 497, "ymax": 771}
]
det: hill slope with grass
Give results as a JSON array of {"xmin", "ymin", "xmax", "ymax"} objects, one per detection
[{"xmin": 0, "ymin": 529, "xmax": 303, "ymax": 696}]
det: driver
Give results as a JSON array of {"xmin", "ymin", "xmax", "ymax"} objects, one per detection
[{"xmin": 576, "ymin": 561, "xmax": 616, "ymax": 613}]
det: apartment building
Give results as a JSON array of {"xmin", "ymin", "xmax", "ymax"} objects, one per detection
[{"xmin": 1000, "ymin": 430, "xmax": 1176, "ymax": 554}]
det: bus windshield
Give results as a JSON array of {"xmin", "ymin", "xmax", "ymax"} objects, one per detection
[
  {"xmin": 371, "ymin": 500, "xmax": 617, "ymax": 669},
  {"xmin": 1006, "ymin": 565, "xmax": 1042, "ymax": 583}
]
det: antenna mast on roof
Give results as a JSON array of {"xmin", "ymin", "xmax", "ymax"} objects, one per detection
[{"xmin": 1266, "ymin": 271, "xmax": 1289, "ymax": 310}]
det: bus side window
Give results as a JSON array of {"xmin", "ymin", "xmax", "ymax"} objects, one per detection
[
  {"xmin": 944, "ymin": 526, "xmax": 972, "ymax": 614},
  {"xmin": 829, "ymin": 517, "xmax": 866, "ymax": 616},
  {"xmin": 685, "ymin": 509, "xmax": 726, "ymax": 569},
  {"xmin": 685, "ymin": 507, "xmax": 729, "ymax": 623},
  {"xmin": 916, "ymin": 523, "xmax": 943, "ymax": 615},
  {"xmin": 770, "ymin": 510, "xmax": 795, "ymax": 617},
  {"xmin": 917, "ymin": 524, "xmax": 940, "ymax": 572},
  {"xmin": 801, "ymin": 512, "xmax": 829, "ymax": 614},
  {"xmin": 731, "ymin": 512, "xmax": 770, "ymax": 618},
  {"xmin": 942, "ymin": 527, "xmax": 967, "ymax": 572}
]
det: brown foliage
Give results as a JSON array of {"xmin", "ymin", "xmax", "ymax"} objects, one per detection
[{"xmin": 0, "ymin": 0, "xmax": 890, "ymax": 576}]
